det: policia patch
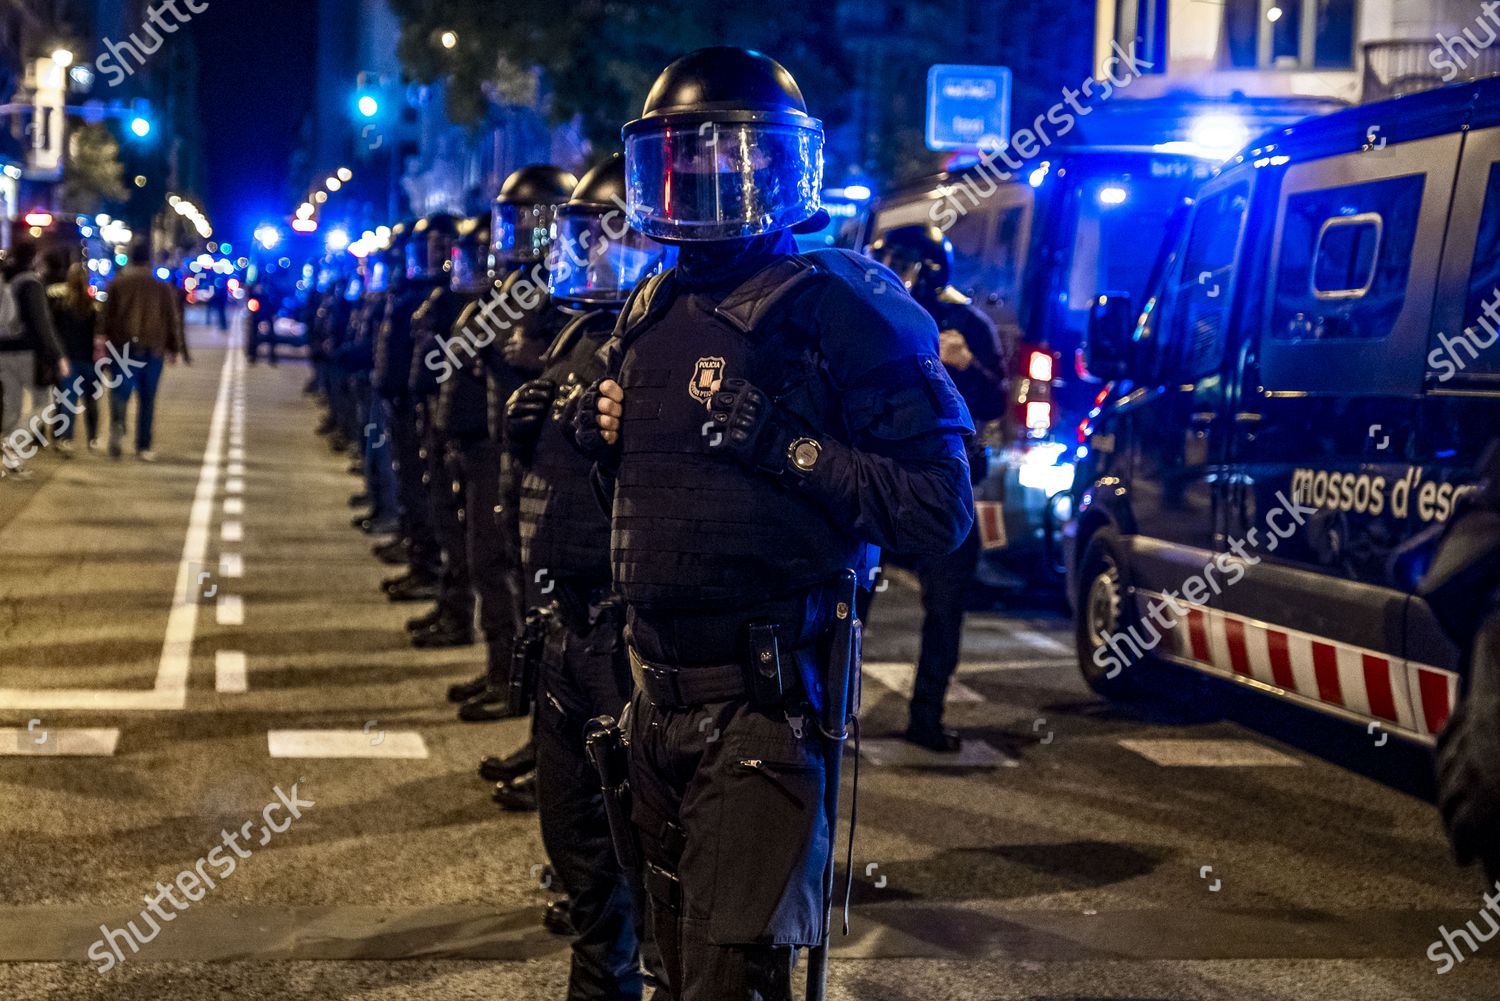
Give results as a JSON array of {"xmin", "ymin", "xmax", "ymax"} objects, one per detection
[{"xmin": 689, "ymin": 356, "xmax": 726, "ymax": 407}]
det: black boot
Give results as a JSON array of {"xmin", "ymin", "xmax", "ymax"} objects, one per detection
[
  {"xmin": 383, "ymin": 572, "xmax": 441, "ymax": 603},
  {"xmin": 447, "ymin": 673, "xmax": 490, "ymax": 703},
  {"xmin": 904, "ymin": 705, "xmax": 962, "ymax": 753},
  {"xmin": 411, "ymin": 615, "xmax": 475, "ymax": 649},
  {"xmin": 542, "ymin": 898, "xmax": 574, "ymax": 936},
  {"xmin": 458, "ymin": 687, "xmax": 524, "ymax": 722},
  {"xmin": 373, "ymin": 537, "xmax": 409, "ymax": 565},
  {"xmin": 479, "ymin": 741, "xmax": 536, "ymax": 783},
  {"xmin": 408, "ymin": 606, "xmax": 444, "ymax": 633},
  {"xmin": 492, "ymin": 770, "xmax": 538, "ymax": 812}
]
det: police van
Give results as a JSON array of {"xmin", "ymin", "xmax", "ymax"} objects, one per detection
[
  {"xmin": 862, "ymin": 149, "xmax": 1216, "ymax": 586},
  {"xmin": 1071, "ymin": 79, "xmax": 1500, "ymax": 745}
]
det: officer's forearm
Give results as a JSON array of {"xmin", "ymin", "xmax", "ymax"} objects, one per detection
[{"xmin": 799, "ymin": 436, "xmax": 974, "ymax": 556}]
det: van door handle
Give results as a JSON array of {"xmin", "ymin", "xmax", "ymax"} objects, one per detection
[
  {"xmin": 1233, "ymin": 412, "xmax": 1263, "ymax": 424},
  {"xmin": 1189, "ymin": 412, "xmax": 1217, "ymax": 426}
]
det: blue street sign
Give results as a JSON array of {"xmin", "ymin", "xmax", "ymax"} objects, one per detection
[{"xmin": 926, "ymin": 64, "xmax": 1012, "ymax": 152}]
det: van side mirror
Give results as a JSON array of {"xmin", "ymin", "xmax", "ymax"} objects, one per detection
[{"xmin": 1083, "ymin": 292, "xmax": 1135, "ymax": 382}]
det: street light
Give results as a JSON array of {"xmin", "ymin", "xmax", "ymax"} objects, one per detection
[
  {"xmin": 326, "ymin": 177, "xmax": 342, "ymax": 192},
  {"xmin": 439, "ymin": 30, "xmax": 458, "ymax": 49},
  {"xmin": 255, "ymin": 225, "xmax": 282, "ymax": 250},
  {"xmin": 51, "ymin": 48, "xmax": 74, "ymax": 68},
  {"xmin": 336, "ymin": 167, "xmax": 352, "ymax": 182}
]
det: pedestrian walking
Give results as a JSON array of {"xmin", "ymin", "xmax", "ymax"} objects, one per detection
[
  {"xmin": 44, "ymin": 258, "xmax": 103, "ymax": 454},
  {"xmin": 101, "ymin": 243, "xmax": 185, "ymax": 462},
  {"xmin": 0, "ymin": 242, "xmax": 69, "ymax": 478}
]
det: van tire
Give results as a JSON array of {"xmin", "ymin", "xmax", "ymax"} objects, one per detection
[{"xmin": 1075, "ymin": 530, "xmax": 1151, "ymax": 700}]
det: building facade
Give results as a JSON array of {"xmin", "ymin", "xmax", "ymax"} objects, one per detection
[{"xmin": 1096, "ymin": 0, "xmax": 1500, "ymax": 106}]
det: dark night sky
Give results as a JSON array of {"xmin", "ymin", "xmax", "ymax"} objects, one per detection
[{"xmin": 191, "ymin": 0, "xmax": 318, "ymax": 241}]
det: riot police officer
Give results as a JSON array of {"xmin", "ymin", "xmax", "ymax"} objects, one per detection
[
  {"xmin": 376, "ymin": 217, "xmax": 449, "ymax": 601},
  {"xmin": 405, "ymin": 212, "xmax": 478, "ymax": 648},
  {"xmin": 448, "ymin": 166, "xmax": 579, "ymax": 801},
  {"xmin": 356, "ymin": 233, "xmax": 405, "ymax": 548},
  {"xmin": 418, "ymin": 214, "xmax": 524, "ymax": 681},
  {"xmin": 576, "ymin": 48, "xmax": 975, "ymax": 1000},
  {"xmin": 869, "ymin": 225, "xmax": 1007, "ymax": 752},
  {"xmin": 445, "ymin": 165, "xmax": 578, "ymax": 725},
  {"xmin": 507, "ymin": 152, "xmax": 669, "ymax": 1001}
]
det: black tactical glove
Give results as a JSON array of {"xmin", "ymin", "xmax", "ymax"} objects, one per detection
[
  {"xmin": 706, "ymin": 378, "xmax": 792, "ymax": 475},
  {"xmin": 504, "ymin": 379, "xmax": 557, "ymax": 461},
  {"xmin": 1438, "ymin": 606, "xmax": 1500, "ymax": 885},
  {"xmin": 572, "ymin": 378, "xmax": 622, "ymax": 470}
]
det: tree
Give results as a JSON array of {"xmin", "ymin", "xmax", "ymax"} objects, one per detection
[
  {"xmin": 388, "ymin": 0, "xmax": 853, "ymax": 163},
  {"xmin": 60, "ymin": 120, "xmax": 129, "ymax": 215}
]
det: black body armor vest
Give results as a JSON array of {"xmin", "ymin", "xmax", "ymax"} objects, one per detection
[
  {"xmin": 519, "ymin": 309, "xmax": 615, "ymax": 582},
  {"xmin": 610, "ymin": 256, "xmax": 867, "ymax": 610}
]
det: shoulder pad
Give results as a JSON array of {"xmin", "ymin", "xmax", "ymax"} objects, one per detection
[
  {"xmin": 713, "ymin": 257, "xmax": 821, "ymax": 335},
  {"xmin": 620, "ymin": 270, "xmax": 676, "ymax": 343},
  {"xmin": 542, "ymin": 309, "xmax": 608, "ymax": 368},
  {"xmin": 797, "ymin": 250, "xmax": 943, "ymax": 386}
]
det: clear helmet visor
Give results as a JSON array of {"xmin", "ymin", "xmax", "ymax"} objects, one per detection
[
  {"xmin": 547, "ymin": 208, "xmax": 669, "ymax": 304},
  {"xmin": 493, "ymin": 202, "xmax": 560, "ymax": 264},
  {"xmin": 450, "ymin": 244, "xmax": 490, "ymax": 293},
  {"xmin": 625, "ymin": 122, "xmax": 823, "ymax": 241}
]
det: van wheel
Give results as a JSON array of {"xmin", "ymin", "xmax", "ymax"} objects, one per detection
[{"xmin": 1075, "ymin": 532, "xmax": 1148, "ymax": 699}]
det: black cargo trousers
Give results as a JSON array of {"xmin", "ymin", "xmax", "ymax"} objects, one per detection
[
  {"xmin": 534, "ymin": 586, "xmax": 650, "ymax": 1001},
  {"xmin": 625, "ymin": 637, "xmax": 834, "ymax": 1001},
  {"xmin": 421, "ymin": 401, "xmax": 473, "ymax": 623},
  {"xmin": 447, "ymin": 436, "xmax": 523, "ymax": 668},
  {"xmin": 386, "ymin": 396, "xmax": 442, "ymax": 577}
]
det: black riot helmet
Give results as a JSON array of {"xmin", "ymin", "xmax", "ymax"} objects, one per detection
[
  {"xmin": 548, "ymin": 153, "xmax": 669, "ymax": 306},
  {"xmin": 868, "ymin": 225, "xmax": 954, "ymax": 304},
  {"xmin": 622, "ymin": 47, "xmax": 825, "ymax": 243},
  {"xmin": 493, "ymin": 165, "xmax": 577, "ymax": 269},
  {"xmin": 407, "ymin": 212, "xmax": 462, "ymax": 281},
  {"xmin": 377, "ymin": 219, "xmax": 414, "ymax": 291},
  {"xmin": 452, "ymin": 214, "xmax": 494, "ymax": 294}
]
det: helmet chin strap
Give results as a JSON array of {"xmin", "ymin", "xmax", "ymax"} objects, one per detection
[{"xmin": 676, "ymin": 228, "xmax": 795, "ymax": 290}]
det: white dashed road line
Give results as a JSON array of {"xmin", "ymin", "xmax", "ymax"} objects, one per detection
[
  {"xmin": 267, "ymin": 730, "xmax": 430, "ymax": 759},
  {"xmin": 217, "ymin": 595, "xmax": 245, "ymax": 626},
  {"xmin": 861, "ymin": 661, "xmax": 984, "ymax": 703},
  {"xmin": 1118, "ymin": 739, "xmax": 1304, "ymax": 767},
  {"xmin": 0, "ymin": 728, "xmax": 121, "ymax": 756},
  {"xmin": 215, "ymin": 652, "xmax": 248, "ymax": 693}
]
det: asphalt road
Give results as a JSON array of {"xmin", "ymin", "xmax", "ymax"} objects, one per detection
[{"xmin": 0, "ymin": 324, "xmax": 1493, "ymax": 1000}]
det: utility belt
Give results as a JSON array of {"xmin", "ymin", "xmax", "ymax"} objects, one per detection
[
  {"xmin": 628, "ymin": 572, "xmax": 864, "ymax": 738},
  {"xmin": 628, "ymin": 625, "xmax": 823, "ymax": 713}
]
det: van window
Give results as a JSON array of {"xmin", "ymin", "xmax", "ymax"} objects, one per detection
[
  {"xmin": 1169, "ymin": 184, "xmax": 1250, "ymax": 377},
  {"xmin": 1458, "ymin": 163, "xmax": 1500, "ymax": 377},
  {"xmin": 1270, "ymin": 174, "xmax": 1425, "ymax": 342},
  {"xmin": 1313, "ymin": 214, "xmax": 1381, "ymax": 298}
]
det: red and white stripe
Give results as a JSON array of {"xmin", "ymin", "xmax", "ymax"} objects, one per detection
[
  {"xmin": 976, "ymin": 501, "xmax": 1008, "ymax": 551},
  {"xmin": 1155, "ymin": 599, "xmax": 1458, "ymax": 740}
]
